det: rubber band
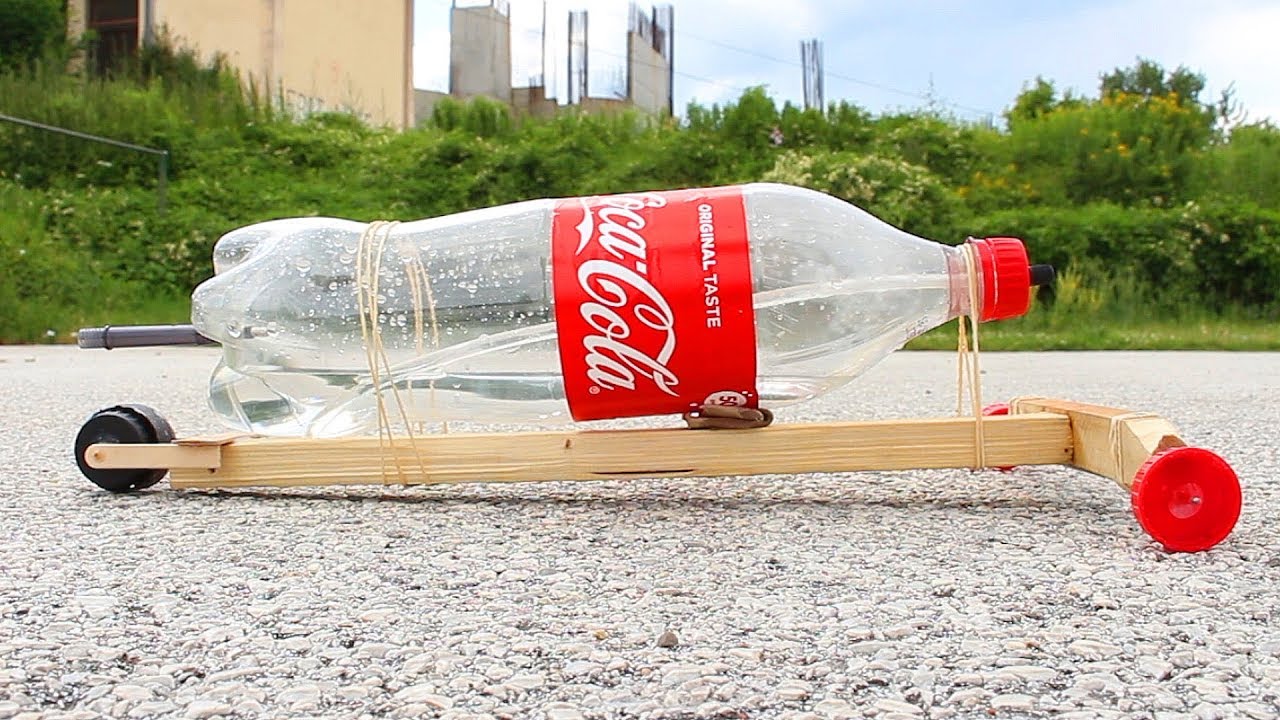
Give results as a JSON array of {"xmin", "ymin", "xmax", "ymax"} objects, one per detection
[
  {"xmin": 356, "ymin": 220, "xmax": 435, "ymax": 485},
  {"xmin": 956, "ymin": 242, "xmax": 987, "ymax": 469},
  {"xmin": 1107, "ymin": 411, "xmax": 1160, "ymax": 485}
]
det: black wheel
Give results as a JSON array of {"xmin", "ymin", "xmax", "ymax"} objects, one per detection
[{"xmin": 74, "ymin": 404, "xmax": 175, "ymax": 492}]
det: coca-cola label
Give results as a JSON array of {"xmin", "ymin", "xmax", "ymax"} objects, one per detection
[{"xmin": 551, "ymin": 186, "xmax": 757, "ymax": 421}]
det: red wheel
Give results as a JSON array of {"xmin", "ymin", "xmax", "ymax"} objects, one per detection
[
  {"xmin": 1130, "ymin": 447, "xmax": 1241, "ymax": 552},
  {"xmin": 981, "ymin": 403, "xmax": 1014, "ymax": 472}
]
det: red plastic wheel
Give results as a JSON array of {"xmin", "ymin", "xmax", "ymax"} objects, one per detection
[
  {"xmin": 1130, "ymin": 446, "xmax": 1241, "ymax": 552},
  {"xmin": 981, "ymin": 403, "xmax": 1014, "ymax": 472}
]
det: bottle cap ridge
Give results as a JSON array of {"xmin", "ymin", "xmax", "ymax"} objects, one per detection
[{"xmin": 969, "ymin": 237, "xmax": 1033, "ymax": 322}]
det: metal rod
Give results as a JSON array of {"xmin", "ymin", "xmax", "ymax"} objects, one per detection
[
  {"xmin": 158, "ymin": 151, "xmax": 169, "ymax": 212},
  {"xmin": 0, "ymin": 112, "xmax": 169, "ymax": 156}
]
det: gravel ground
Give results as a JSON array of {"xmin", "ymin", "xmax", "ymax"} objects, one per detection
[{"xmin": 2, "ymin": 345, "xmax": 1278, "ymax": 720}]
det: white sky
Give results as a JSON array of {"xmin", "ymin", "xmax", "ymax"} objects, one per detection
[{"xmin": 412, "ymin": 0, "xmax": 1280, "ymax": 125}]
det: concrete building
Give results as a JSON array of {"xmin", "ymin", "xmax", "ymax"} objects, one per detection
[
  {"xmin": 450, "ymin": 1, "xmax": 512, "ymax": 102},
  {"xmin": 625, "ymin": 4, "xmax": 674, "ymax": 118},
  {"xmin": 416, "ymin": 1, "xmax": 674, "ymax": 126},
  {"xmin": 65, "ymin": 0, "xmax": 416, "ymax": 130}
]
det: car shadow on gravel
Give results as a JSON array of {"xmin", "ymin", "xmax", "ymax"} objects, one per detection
[{"xmin": 133, "ymin": 470, "xmax": 1116, "ymax": 515}]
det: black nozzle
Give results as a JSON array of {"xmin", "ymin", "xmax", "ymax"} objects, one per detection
[{"xmin": 1030, "ymin": 264, "xmax": 1055, "ymax": 288}]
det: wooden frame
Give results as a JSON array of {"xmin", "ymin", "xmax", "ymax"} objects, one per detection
[
  {"xmin": 81, "ymin": 396, "xmax": 1169, "ymax": 490},
  {"xmin": 79, "ymin": 396, "xmax": 1242, "ymax": 552}
]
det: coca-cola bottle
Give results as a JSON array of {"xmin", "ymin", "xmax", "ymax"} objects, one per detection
[{"xmin": 185, "ymin": 182, "xmax": 1052, "ymax": 437}]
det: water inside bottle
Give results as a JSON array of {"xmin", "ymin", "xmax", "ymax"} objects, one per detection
[{"xmin": 205, "ymin": 274, "xmax": 950, "ymax": 436}]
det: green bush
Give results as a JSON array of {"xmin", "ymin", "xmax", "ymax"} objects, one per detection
[
  {"xmin": 1199, "ymin": 122, "xmax": 1280, "ymax": 210},
  {"xmin": 0, "ymin": 38, "xmax": 264, "ymax": 188},
  {"xmin": 1184, "ymin": 200, "xmax": 1280, "ymax": 307},
  {"xmin": 763, "ymin": 149, "xmax": 960, "ymax": 239},
  {"xmin": 969, "ymin": 201, "xmax": 1280, "ymax": 309},
  {"xmin": 986, "ymin": 59, "xmax": 1219, "ymax": 209}
]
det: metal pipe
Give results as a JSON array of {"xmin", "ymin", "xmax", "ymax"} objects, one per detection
[
  {"xmin": 0, "ymin": 112, "xmax": 169, "ymax": 157},
  {"xmin": 77, "ymin": 324, "xmax": 218, "ymax": 349},
  {"xmin": 158, "ymin": 150, "xmax": 169, "ymax": 212}
]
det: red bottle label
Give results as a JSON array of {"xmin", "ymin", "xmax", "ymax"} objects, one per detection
[{"xmin": 551, "ymin": 187, "xmax": 758, "ymax": 421}]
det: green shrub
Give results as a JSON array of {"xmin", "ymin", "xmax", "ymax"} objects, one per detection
[
  {"xmin": 969, "ymin": 201, "xmax": 1279, "ymax": 309},
  {"xmin": 1183, "ymin": 200, "xmax": 1280, "ymax": 307},
  {"xmin": 763, "ymin": 149, "xmax": 961, "ymax": 239},
  {"xmin": 1199, "ymin": 122, "xmax": 1280, "ymax": 210}
]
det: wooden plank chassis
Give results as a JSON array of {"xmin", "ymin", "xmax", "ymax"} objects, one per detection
[{"xmin": 82, "ymin": 397, "xmax": 1190, "ymax": 493}]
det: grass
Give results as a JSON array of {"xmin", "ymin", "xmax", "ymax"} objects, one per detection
[
  {"xmin": 908, "ymin": 316, "xmax": 1280, "ymax": 351},
  {"xmin": 1, "ymin": 276, "xmax": 192, "ymax": 346},
  {"xmin": 906, "ymin": 263, "xmax": 1274, "ymax": 351},
  {"xmin": 907, "ymin": 262, "xmax": 1280, "ymax": 351}
]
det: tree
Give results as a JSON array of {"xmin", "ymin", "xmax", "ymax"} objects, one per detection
[
  {"xmin": 0, "ymin": 0, "xmax": 65, "ymax": 70},
  {"xmin": 1005, "ymin": 77, "xmax": 1085, "ymax": 129},
  {"xmin": 1100, "ymin": 58, "xmax": 1209, "ymax": 110},
  {"xmin": 1007, "ymin": 77, "xmax": 1058, "ymax": 126}
]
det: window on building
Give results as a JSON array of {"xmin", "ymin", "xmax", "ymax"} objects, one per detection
[{"xmin": 88, "ymin": 0, "xmax": 139, "ymax": 75}]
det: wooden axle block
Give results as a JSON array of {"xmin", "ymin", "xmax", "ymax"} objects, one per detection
[{"xmin": 1008, "ymin": 397, "xmax": 1186, "ymax": 489}]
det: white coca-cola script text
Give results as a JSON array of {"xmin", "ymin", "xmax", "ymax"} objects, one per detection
[{"xmin": 571, "ymin": 194, "xmax": 680, "ymax": 396}]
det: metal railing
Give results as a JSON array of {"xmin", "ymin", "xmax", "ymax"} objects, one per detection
[{"xmin": 0, "ymin": 112, "xmax": 170, "ymax": 212}]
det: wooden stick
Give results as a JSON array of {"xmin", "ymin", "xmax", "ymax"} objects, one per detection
[
  {"xmin": 84, "ymin": 443, "xmax": 221, "ymax": 470},
  {"xmin": 143, "ymin": 413, "xmax": 1073, "ymax": 490},
  {"xmin": 1009, "ymin": 397, "xmax": 1185, "ymax": 489}
]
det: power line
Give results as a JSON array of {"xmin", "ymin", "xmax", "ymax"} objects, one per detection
[
  {"xmin": 674, "ymin": 28, "xmax": 997, "ymax": 118},
  {"xmin": 588, "ymin": 44, "xmax": 750, "ymax": 97}
]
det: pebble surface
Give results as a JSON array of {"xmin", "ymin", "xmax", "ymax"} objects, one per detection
[{"xmin": 2, "ymin": 346, "xmax": 1278, "ymax": 719}]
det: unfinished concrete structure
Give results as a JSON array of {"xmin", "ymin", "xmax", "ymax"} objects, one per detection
[
  {"xmin": 625, "ymin": 4, "xmax": 674, "ymax": 119},
  {"xmin": 449, "ymin": 0, "xmax": 513, "ymax": 102},
  {"xmin": 416, "ymin": 1, "xmax": 675, "ymax": 125}
]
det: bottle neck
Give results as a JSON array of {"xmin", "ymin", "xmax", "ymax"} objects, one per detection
[{"xmin": 944, "ymin": 245, "xmax": 981, "ymax": 321}]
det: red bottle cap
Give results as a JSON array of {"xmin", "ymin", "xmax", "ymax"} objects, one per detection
[
  {"xmin": 968, "ymin": 237, "xmax": 1032, "ymax": 322},
  {"xmin": 1130, "ymin": 446, "xmax": 1241, "ymax": 552},
  {"xmin": 980, "ymin": 403, "xmax": 1016, "ymax": 472}
]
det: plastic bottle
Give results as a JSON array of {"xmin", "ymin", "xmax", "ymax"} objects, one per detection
[{"xmin": 188, "ymin": 182, "xmax": 1052, "ymax": 437}]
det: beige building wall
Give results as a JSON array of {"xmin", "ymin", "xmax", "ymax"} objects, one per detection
[
  {"xmin": 66, "ymin": 0, "xmax": 415, "ymax": 129},
  {"xmin": 149, "ymin": 0, "xmax": 267, "ymax": 89}
]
